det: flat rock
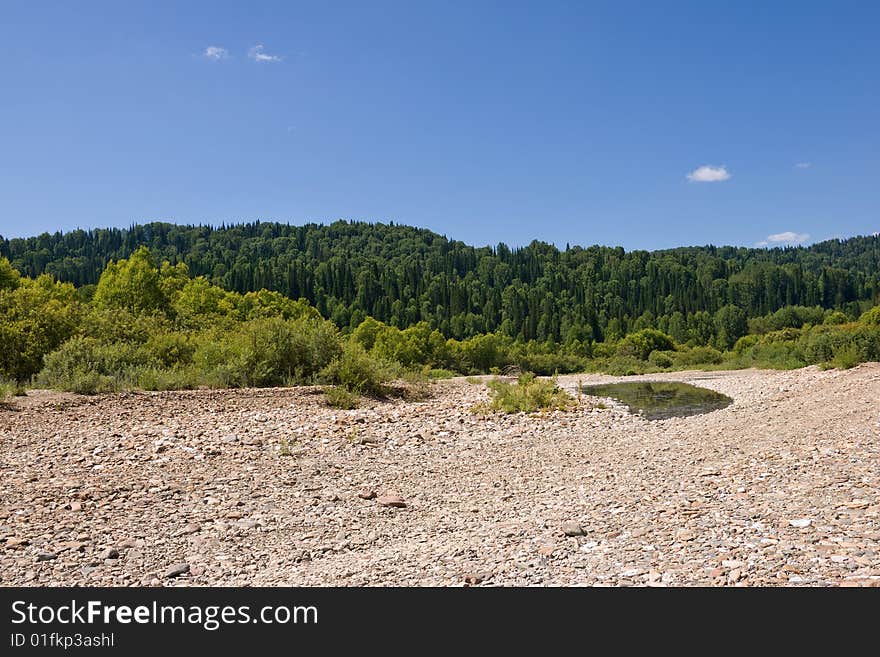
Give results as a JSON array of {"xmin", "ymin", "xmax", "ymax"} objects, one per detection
[
  {"xmin": 163, "ymin": 562, "xmax": 190, "ymax": 579},
  {"xmin": 377, "ymin": 495, "xmax": 407, "ymax": 508}
]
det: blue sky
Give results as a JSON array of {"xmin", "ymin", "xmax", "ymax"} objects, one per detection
[{"xmin": 1, "ymin": 1, "xmax": 877, "ymax": 250}]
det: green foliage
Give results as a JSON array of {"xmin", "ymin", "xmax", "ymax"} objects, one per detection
[
  {"xmin": 823, "ymin": 310, "xmax": 849, "ymax": 325},
  {"xmin": 371, "ymin": 321, "xmax": 447, "ymax": 367},
  {"xmin": 93, "ymin": 247, "xmax": 166, "ymax": 314},
  {"xmin": 2, "ymin": 231, "xmax": 879, "ymax": 395},
  {"xmin": 350, "ymin": 317, "xmax": 385, "ymax": 351},
  {"xmin": 830, "ymin": 343, "xmax": 861, "ymax": 370},
  {"xmin": 648, "ymin": 350, "xmax": 674, "ymax": 369},
  {"xmin": 319, "ymin": 341, "xmax": 396, "ymax": 395},
  {"xmin": 136, "ymin": 367, "xmax": 198, "ymax": 391},
  {"xmin": 238, "ymin": 289, "xmax": 321, "ymax": 321},
  {"xmin": 0, "ymin": 273, "xmax": 81, "ymax": 381},
  {"xmin": 171, "ymin": 277, "xmax": 238, "ymax": 327},
  {"xmin": 672, "ymin": 345, "xmax": 725, "ymax": 367},
  {"xmin": 860, "ymin": 306, "xmax": 880, "ymax": 325},
  {"xmin": 0, "ymin": 258, "xmax": 21, "ymax": 290},
  {"xmin": 0, "ymin": 378, "xmax": 18, "ymax": 402},
  {"xmin": 449, "ymin": 332, "xmax": 513, "ymax": 373},
  {"xmin": 714, "ymin": 304, "xmax": 748, "ymax": 349},
  {"xmin": 37, "ymin": 336, "xmax": 148, "ymax": 392},
  {"xmin": 193, "ymin": 317, "xmax": 342, "ymax": 388},
  {"xmin": 749, "ymin": 305, "xmax": 826, "ymax": 334},
  {"xmin": 616, "ymin": 329, "xmax": 676, "ymax": 361},
  {"xmin": 482, "ymin": 373, "xmax": 575, "ymax": 414},
  {"xmin": 594, "ymin": 356, "xmax": 658, "ymax": 376},
  {"xmin": 427, "ymin": 368, "xmax": 455, "ymax": 379},
  {"xmin": 324, "ymin": 385, "xmax": 361, "ymax": 409},
  {"xmin": 6, "ymin": 222, "xmax": 880, "ymax": 348}
]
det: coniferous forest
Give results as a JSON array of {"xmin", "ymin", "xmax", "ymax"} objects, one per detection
[
  {"xmin": 2, "ymin": 220, "xmax": 878, "ymax": 342},
  {"xmin": 2, "ymin": 220, "xmax": 880, "ymax": 401}
]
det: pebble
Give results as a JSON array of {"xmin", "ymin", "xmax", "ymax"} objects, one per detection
[
  {"xmin": 377, "ymin": 495, "xmax": 407, "ymax": 508},
  {"xmin": 1, "ymin": 368, "xmax": 878, "ymax": 587},
  {"xmin": 561, "ymin": 521, "xmax": 587, "ymax": 537},
  {"xmin": 163, "ymin": 563, "xmax": 190, "ymax": 579}
]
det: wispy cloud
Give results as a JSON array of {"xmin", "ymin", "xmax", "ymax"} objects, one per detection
[
  {"xmin": 795, "ymin": 162, "xmax": 812, "ymax": 169},
  {"xmin": 686, "ymin": 165, "xmax": 731, "ymax": 183},
  {"xmin": 756, "ymin": 231, "xmax": 811, "ymax": 247},
  {"xmin": 248, "ymin": 44, "xmax": 282, "ymax": 63},
  {"xmin": 202, "ymin": 46, "xmax": 229, "ymax": 60}
]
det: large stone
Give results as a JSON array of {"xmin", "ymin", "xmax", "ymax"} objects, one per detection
[{"xmin": 561, "ymin": 521, "xmax": 586, "ymax": 537}]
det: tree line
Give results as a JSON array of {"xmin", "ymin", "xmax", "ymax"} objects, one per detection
[{"xmin": 2, "ymin": 221, "xmax": 878, "ymax": 344}]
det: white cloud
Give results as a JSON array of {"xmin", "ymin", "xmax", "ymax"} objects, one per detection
[
  {"xmin": 756, "ymin": 231, "xmax": 811, "ymax": 247},
  {"xmin": 686, "ymin": 165, "xmax": 731, "ymax": 182},
  {"xmin": 795, "ymin": 162, "xmax": 811, "ymax": 169},
  {"xmin": 202, "ymin": 46, "xmax": 229, "ymax": 60},
  {"xmin": 248, "ymin": 44, "xmax": 282, "ymax": 63}
]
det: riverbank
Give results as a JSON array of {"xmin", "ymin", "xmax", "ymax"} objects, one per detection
[{"xmin": 2, "ymin": 365, "xmax": 878, "ymax": 586}]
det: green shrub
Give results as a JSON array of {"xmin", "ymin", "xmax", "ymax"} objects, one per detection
[
  {"xmin": 324, "ymin": 385, "xmax": 360, "ymax": 409},
  {"xmin": 0, "ymin": 379, "xmax": 17, "ymax": 403},
  {"xmin": 584, "ymin": 355, "xmax": 657, "ymax": 376},
  {"xmin": 732, "ymin": 334, "xmax": 760, "ymax": 354},
  {"xmin": 830, "ymin": 343, "xmax": 861, "ymax": 369},
  {"xmin": 319, "ymin": 342, "xmax": 396, "ymax": 395},
  {"xmin": 38, "ymin": 336, "xmax": 151, "ymax": 392},
  {"xmin": 616, "ymin": 329, "xmax": 676, "ymax": 361},
  {"xmin": 427, "ymin": 368, "xmax": 455, "ymax": 379},
  {"xmin": 192, "ymin": 317, "xmax": 342, "ymax": 388},
  {"xmin": 648, "ymin": 350, "xmax": 674, "ymax": 368},
  {"xmin": 482, "ymin": 373, "xmax": 574, "ymax": 413},
  {"xmin": 824, "ymin": 311, "xmax": 849, "ymax": 325},
  {"xmin": 738, "ymin": 341, "xmax": 806, "ymax": 369},
  {"xmin": 144, "ymin": 332, "xmax": 196, "ymax": 368},
  {"xmin": 136, "ymin": 367, "xmax": 198, "ymax": 391},
  {"xmin": 514, "ymin": 351, "xmax": 588, "ymax": 375},
  {"xmin": 673, "ymin": 345, "xmax": 724, "ymax": 367},
  {"xmin": 860, "ymin": 306, "xmax": 880, "ymax": 326},
  {"xmin": 590, "ymin": 341, "xmax": 617, "ymax": 359}
]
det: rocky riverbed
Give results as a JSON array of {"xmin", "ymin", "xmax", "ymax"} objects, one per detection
[{"xmin": 1, "ymin": 365, "xmax": 879, "ymax": 587}]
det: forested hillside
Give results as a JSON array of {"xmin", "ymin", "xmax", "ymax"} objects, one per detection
[{"xmin": 2, "ymin": 221, "xmax": 878, "ymax": 342}]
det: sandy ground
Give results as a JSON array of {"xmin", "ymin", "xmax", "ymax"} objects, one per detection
[{"xmin": 1, "ymin": 365, "xmax": 878, "ymax": 587}]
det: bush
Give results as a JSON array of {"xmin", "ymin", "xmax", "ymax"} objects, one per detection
[
  {"xmin": 427, "ymin": 368, "xmax": 455, "ymax": 379},
  {"xmin": 136, "ymin": 367, "xmax": 198, "ymax": 391},
  {"xmin": 616, "ymin": 329, "xmax": 676, "ymax": 361},
  {"xmin": 482, "ymin": 373, "xmax": 575, "ymax": 413},
  {"xmin": 0, "ymin": 275, "xmax": 82, "ymax": 381},
  {"xmin": 144, "ymin": 332, "xmax": 196, "ymax": 368},
  {"xmin": 648, "ymin": 350, "xmax": 674, "ymax": 369},
  {"xmin": 738, "ymin": 341, "xmax": 806, "ymax": 369},
  {"xmin": 324, "ymin": 385, "xmax": 360, "ymax": 409},
  {"xmin": 0, "ymin": 378, "xmax": 18, "ymax": 403},
  {"xmin": 830, "ymin": 343, "xmax": 861, "ymax": 370},
  {"xmin": 824, "ymin": 311, "xmax": 849, "ymax": 325},
  {"xmin": 38, "ymin": 336, "xmax": 150, "ymax": 392},
  {"xmin": 732, "ymin": 334, "xmax": 760, "ymax": 355},
  {"xmin": 514, "ymin": 351, "xmax": 588, "ymax": 375},
  {"xmin": 319, "ymin": 342, "xmax": 396, "ymax": 395},
  {"xmin": 193, "ymin": 317, "xmax": 342, "ymax": 388},
  {"xmin": 860, "ymin": 306, "xmax": 880, "ymax": 326},
  {"xmin": 673, "ymin": 346, "xmax": 724, "ymax": 367}
]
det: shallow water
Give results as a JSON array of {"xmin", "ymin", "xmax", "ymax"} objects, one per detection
[{"xmin": 580, "ymin": 381, "xmax": 733, "ymax": 420}]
